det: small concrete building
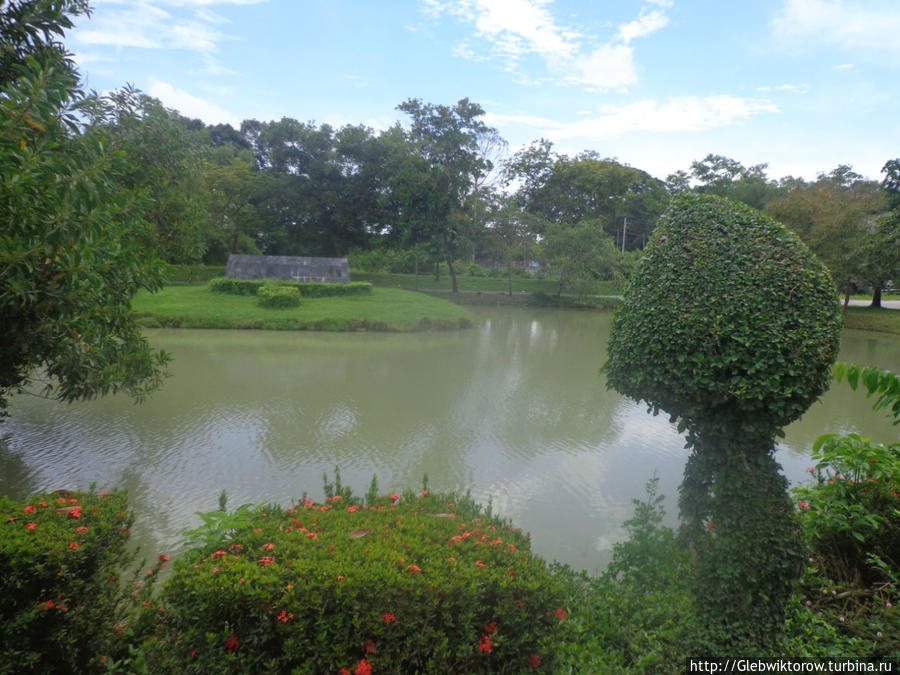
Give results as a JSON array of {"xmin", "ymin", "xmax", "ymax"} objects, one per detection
[{"xmin": 225, "ymin": 255, "xmax": 350, "ymax": 283}]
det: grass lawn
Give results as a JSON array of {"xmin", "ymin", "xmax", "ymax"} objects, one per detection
[
  {"xmin": 352, "ymin": 271, "xmax": 622, "ymax": 296},
  {"xmin": 132, "ymin": 285, "xmax": 473, "ymax": 332},
  {"xmin": 843, "ymin": 306, "xmax": 900, "ymax": 336}
]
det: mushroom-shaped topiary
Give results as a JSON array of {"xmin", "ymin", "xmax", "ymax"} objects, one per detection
[
  {"xmin": 605, "ymin": 193, "xmax": 843, "ymax": 652},
  {"xmin": 606, "ymin": 192, "xmax": 842, "ymax": 446}
]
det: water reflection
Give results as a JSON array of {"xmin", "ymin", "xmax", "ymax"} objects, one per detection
[{"xmin": 2, "ymin": 309, "xmax": 898, "ymax": 574}]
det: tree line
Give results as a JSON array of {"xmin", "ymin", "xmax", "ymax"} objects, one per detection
[{"xmin": 1, "ymin": 0, "xmax": 899, "ymax": 412}]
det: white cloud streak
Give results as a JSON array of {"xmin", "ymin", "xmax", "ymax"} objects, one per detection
[
  {"xmin": 772, "ymin": 0, "xmax": 900, "ymax": 64},
  {"xmin": 487, "ymin": 96, "xmax": 779, "ymax": 140},
  {"xmin": 617, "ymin": 9, "xmax": 669, "ymax": 44}
]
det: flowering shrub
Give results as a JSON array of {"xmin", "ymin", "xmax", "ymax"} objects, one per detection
[
  {"xmin": 139, "ymin": 487, "xmax": 567, "ymax": 673},
  {"xmin": 0, "ymin": 489, "xmax": 150, "ymax": 673}
]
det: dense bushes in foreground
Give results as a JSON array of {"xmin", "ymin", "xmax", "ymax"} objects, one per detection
[{"xmin": 208, "ymin": 277, "xmax": 373, "ymax": 298}]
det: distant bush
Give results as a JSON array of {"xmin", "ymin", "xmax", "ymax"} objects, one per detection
[
  {"xmin": 0, "ymin": 490, "xmax": 155, "ymax": 673},
  {"xmin": 257, "ymin": 282, "xmax": 301, "ymax": 309},
  {"xmin": 139, "ymin": 479, "xmax": 567, "ymax": 673},
  {"xmin": 208, "ymin": 277, "xmax": 373, "ymax": 298}
]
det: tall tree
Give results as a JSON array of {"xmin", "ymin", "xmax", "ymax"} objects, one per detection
[
  {"xmin": 766, "ymin": 169, "xmax": 886, "ymax": 308},
  {"xmin": 688, "ymin": 153, "xmax": 783, "ymax": 210},
  {"xmin": 881, "ymin": 158, "xmax": 900, "ymax": 210},
  {"xmin": 1, "ymin": 0, "xmax": 168, "ymax": 414},
  {"xmin": 85, "ymin": 87, "xmax": 210, "ymax": 264},
  {"xmin": 396, "ymin": 98, "xmax": 500, "ymax": 293}
]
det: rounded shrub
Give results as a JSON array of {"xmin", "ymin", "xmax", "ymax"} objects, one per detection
[
  {"xmin": 139, "ymin": 491, "xmax": 567, "ymax": 673},
  {"xmin": 606, "ymin": 192, "xmax": 842, "ymax": 444}
]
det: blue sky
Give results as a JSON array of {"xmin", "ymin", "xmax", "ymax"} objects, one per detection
[{"xmin": 70, "ymin": 0, "xmax": 900, "ymax": 182}]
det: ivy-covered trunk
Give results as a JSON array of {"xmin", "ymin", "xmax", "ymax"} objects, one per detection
[{"xmin": 679, "ymin": 439, "xmax": 802, "ymax": 653}]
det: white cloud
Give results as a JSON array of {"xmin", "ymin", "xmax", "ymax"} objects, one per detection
[
  {"xmin": 421, "ymin": 0, "xmax": 670, "ymax": 90},
  {"xmin": 772, "ymin": 0, "xmax": 900, "ymax": 63},
  {"xmin": 755, "ymin": 83, "xmax": 808, "ymax": 93},
  {"xmin": 490, "ymin": 96, "xmax": 778, "ymax": 141},
  {"xmin": 617, "ymin": 9, "xmax": 669, "ymax": 44},
  {"xmin": 148, "ymin": 79, "xmax": 241, "ymax": 127}
]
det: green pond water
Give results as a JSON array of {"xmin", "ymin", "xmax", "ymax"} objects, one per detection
[{"xmin": 2, "ymin": 307, "xmax": 898, "ymax": 573}]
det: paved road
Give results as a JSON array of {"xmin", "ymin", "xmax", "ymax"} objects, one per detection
[{"xmin": 847, "ymin": 299, "xmax": 900, "ymax": 309}]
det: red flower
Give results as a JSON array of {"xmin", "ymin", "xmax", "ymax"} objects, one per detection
[
  {"xmin": 340, "ymin": 669, "xmax": 351, "ymax": 675},
  {"xmin": 69, "ymin": 507, "xmax": 82, "ymax": 520},
  {"xmin": 258, "ymin": 556, "xmax": 275, "ymax": 567},
  {"xmin": 26, "ymin": 523, "xmax": 37, "ymax": 531},
  {"xmin": 277, "ymin": 610, "xmax": 294, "ymax": 623},
  {"xmin": 347, "ymin": 505, "xmax": 359, "ymax": 513},
  {"xmin": 262, "ymin": 542, "xmax": 275, "ymax": 551},
  {"xmin": 211, "ymin": 550, "xmax": 227, "ymax": 559},
  {"xmin": 23, "ymin": 505, "xmax": 37, "ymax": 514},
  {"xmin": 798, "ymin": 501, "xmax": 810, "ymax": 510},
  {"xmin": 706, "ymin": 522, "xmax": 715, "ymax": 531},
  {"xmin": 364, "ymin": 638, "xmax": 376, "ymax": 654},
  {"xmin": 355, "ymin": 658, "xmax": 373, "ymax": 675},
  {"xmin": 224, "ymin": 634, "xmax": 240, "ymax": 654},
  {"xmin": 407, "ymin": 564, "xmax": 422, "ymax": 574},
  {"xmin": 98, "ymin": 491, "xmax": 110, "ymax": 497},
  {"xmin": 328, "ymin": 495, "xmax": 343, "ymax": 503},
  {"xmin": 382, "ymin": 612, "xmax": 397, "ymax": 624},
  {"xmin": 42, "ymin": 600, "xmax": 55, "ymax": 610},
  {"xmin": 68, "ymin": 542, "xmax": 80, "ymax": 551},
  {"xmin": 529, "ymin": 653, "xmax": 542, "ymax": 669},
  {"xmin": 484, "ymin": 621, "xmax": 498, "ymax": 634},
  {"xmin": 389, "ymin": 493, "xmax": 400, "ymax": 502},
  {"xmin": 476, "ymin": 560, "xmax": 486, "ymax": 568},
  {"xmin": 478, "ymin": 634, "xmax": 493, "ymax": 653},
  {"xmin": 159, "ymin": 554, "xmax": 170, "ymax": 562},
  {"xmin": 303, "ymin": 497, "xmax": 315, "ymax": 508},
  {"xmin": 306, "ymin": 532, "xmax": 318, "ymax": 539},
  {"xmin": 554, "ymin": 607, "xmax": 568, "ymax": 621},
  {"xmin": 76, "ymin": 526, "xmax": 89, "ymax": 534},
  {"xmin": 38, "ymin": 501, "xmax": 47, "ymax": 507},
  {"xmin": 420, "ymin": 490, "xmax": 429, "ymax": 497}
]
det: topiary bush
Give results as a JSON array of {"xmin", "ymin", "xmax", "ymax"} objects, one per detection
[
  {"xmin": 138, "ymin": 486, "xmax": 567, "ymax": 673},
  {"xmin": 606, "ymin": 193, "xmax": 842, "ymax": 445},
  {"xmin": 605, "ymin": 193, "xmax": 843, "ymax": 653},
  {"xmin": 256, "ymin": 282, "xmax": 301, "ymax": 309},
  {"xmin": 0, "ymin": 489, "xmax": 151, "ymax": 673}
]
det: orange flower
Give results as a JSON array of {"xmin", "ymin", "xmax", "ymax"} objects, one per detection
[
  {"xmin": 262, "ymin": 543, "xmax": 275, "ymax": 551},
  {"xmin": 476, "ymin": 560, "xmax": 486, "ymax": 568},
  {"xmin": 347, "ymin": 505, "xmax": 359, "ymax": 513},
  {"xmin": 68, "ymin": 542, "xmax": 80, "ymax": 551},
  {"xmin": 26, "ymin": 523, "xmax": 37, "ymax": 531},
  {"xmin": 407, "ymin": 564, "xmax": 422, "ymax": 574},
  {"xmin": 23, "ymin": 505, "xmax": 36, "ymax": 514},
  {"xmin": 211, "ymin": 550, "xmax": 227, "ymax": 559},
  {"xmin": 258, "ymin": 556, "xmax": 275, "ymax": 567},
  {"xmin": 224, "ymin": 634, "xmax": 239, "ymax": 654}
]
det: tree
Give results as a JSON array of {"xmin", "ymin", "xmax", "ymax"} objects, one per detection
[
  {"xmin": 606, "ymin": 194, "xmax": 842, "ymax": 651},
  {"xmin": 541, "ymin": 220, "xmax": 621, "ymax": 297},
  {"xmin": 505, "ymin": 145, "xmax": 669, "ymax": 250},
  {"xmin": 859, "ymin": 210, "xmax": 900, "ymax": 308},
  {"xmin": 396, "ymin": 98, "xmax": 500, "ymax": 293},
  {"xmin": 85, "ymin": 87, "xmax": 210, "ymax": 264},
  {"xmin": 765, "ymin": 170, "xmax": 886, "ymax": 308},
  {"xmin": 484, "ymin": 197, "xmax": 537, "ymax": 295},
  {"xmin": 1, "ymin": 1, "xmax": 169, "ymax": 414},
  {"xmin": 687, "ymin": 153, "xmax": 783, "ymax": 210},
  {"xmin": 881, "ymin": 158, "xmax": 900, "ymax": 210}
]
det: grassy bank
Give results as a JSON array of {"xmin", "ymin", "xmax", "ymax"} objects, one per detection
[
  {"xmin": 132, "ymin": 285, "xmax": 473, "ymax": 331},
  {"xmin": 844, "ymin": 306, "xmax": 900, "ymax": 336}
]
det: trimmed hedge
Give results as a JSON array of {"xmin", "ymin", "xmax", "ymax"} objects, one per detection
[
  {"xmin": 0, "ymin": 490, "xmax": 151, "ymax": 673},
  {"xmin": 139, "ymin": 488, "xmax": 567, "ymax": 673},
  {"xmin": 257, "ymin": 282, "xmax": 301, "ymax": 309},
  {"xmin": 208, "ymin": 277, "xmax": 373, "ymax": 298}
]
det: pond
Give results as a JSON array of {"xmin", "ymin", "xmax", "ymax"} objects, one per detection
[{"xmin": 2, "ymin": 307, "xmax": 898, "ymax": 573}]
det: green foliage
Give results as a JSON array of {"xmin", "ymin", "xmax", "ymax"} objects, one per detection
[
  {"xmin": 606, "ymin": 192, "xmax": 842, "ymax": 444},
  {"xmin": 0, "ymin": 11, "xmax": 169, "ymax": 414},
  {"xmin": 139, "ymin": 486, "xmax": 567, "ymax": 673},
  {"xmin": 256, "ymin": 282, "xmax": 301, "ymax": 309},
  {"xmin": 0, "ymin": 489, "xmax": 156, "ymax": 673},
  {"xmin": 208, "ymin": 277, "xmax": 373, "ymax": 298},
  {"xmin": 833, "ymin": 362, "xmax": 900, "ymax": 424},
  {"xmin": 553, "ymin": 478, "xmax": 700, "ymax": 673},
  {"xmin": 164, "ymin": 264, "xmax": 226, "ymax": 283}
]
